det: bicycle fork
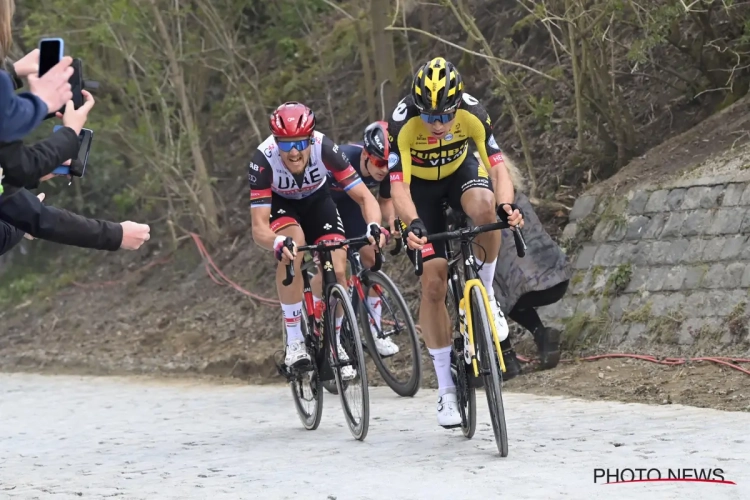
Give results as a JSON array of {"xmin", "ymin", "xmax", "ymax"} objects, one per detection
[{"xmin": 459, "ymin": 279, "xmax": 506, "ymax": 376}]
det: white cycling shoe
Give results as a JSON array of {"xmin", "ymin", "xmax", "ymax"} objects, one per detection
[
  {"xmin": 437, "ymin": 392, "xmax": 462, "ymax": 428},
  {"xmin": 489, "ymin": 300, "xmax": 510, "ymax": 342},
  {"xmin": 285, "ymin": 340, "xmax": 312, "ymax": 368},
  {"xmin": 372, "ymin": 333, "xmax": 400, "ymax": 357},
  {"xmin": 337, "ymin": 344, "xmax": 357, "ymax": 381}
]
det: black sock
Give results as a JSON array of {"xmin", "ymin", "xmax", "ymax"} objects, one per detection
[{"xmin": 508, "ymin": 307, "xmax": 544, "ymax": 336}]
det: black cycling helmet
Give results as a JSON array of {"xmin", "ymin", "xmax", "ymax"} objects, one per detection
[
  {"xmin": 411, "ymin": 57, "xmax": 464, "ymax": 114},
  {"xmin": 362, "ymin": 121, "xmax": 389, "ymax": 162}
]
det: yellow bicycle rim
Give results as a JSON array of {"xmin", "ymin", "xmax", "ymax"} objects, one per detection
[{"xmin": 462, "ymin": 279, "xmax": 506, "ymax": 376}]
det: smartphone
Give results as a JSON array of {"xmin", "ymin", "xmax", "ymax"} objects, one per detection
[
  {"xmin": 51, "ymin": 126, "xmax": 93, "ymax": 177},
  {"xmin": 38, "ymin": 38, "xmax": 64, "ymax": 76},
  {"xmin": 70, "ymin": 58, "xmax": 84, "ymax": 109}
]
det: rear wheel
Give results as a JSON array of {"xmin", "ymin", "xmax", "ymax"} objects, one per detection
[
  {"xmin": 283, "ymin": 317, "xmax": 324, "ymax": 430},
  {"xmin": 327, "ymin": 284, "xmax": 370, "ymax": 441},
  {"xmin": 470, "ymin": 286, "xmax": 508, "ymax": 456},
  {"xmin": 359, "ymin": 271, "xmax": 422, "ymax": 397}
]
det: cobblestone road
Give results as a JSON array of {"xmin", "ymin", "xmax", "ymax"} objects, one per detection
[{"xmin": 0, "ymin": 373, "xmax": 748, "ymax": 499}]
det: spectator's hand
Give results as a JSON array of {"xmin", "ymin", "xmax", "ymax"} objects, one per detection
[
  {"xmin": 56, "ymin": 90, "xmax": 95, "ymax": 134},
  {"xmin": 26, "ymin": 57, "xmax": 74, "ymax": 113},
  {"xmin": 120, "ymin": 221, "xmax": 151, "ymax": 250},
  {"xmin": 39, "ymin": 160, "xmax": 70, "ymax": 182},
  {"xmin": 14, "ymin": 49, "xmax": 40, "ymax": 78},
  {"xmin": 23, "ymin": 193, "xmax": 46, "ymax": 240}
]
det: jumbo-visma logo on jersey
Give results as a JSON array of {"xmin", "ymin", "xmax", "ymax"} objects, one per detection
[{"xmin": 410, "ymin": 142, "xmax": 467, "ymax": 166}]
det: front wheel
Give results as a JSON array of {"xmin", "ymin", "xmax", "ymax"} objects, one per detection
[
  {"xmin": 282, "ymin": 317, "xmax": 324, "ymax": 430},
  {"xmin": 359, "ymin": 270, "xmax": 422, "ymax": 397},
  {"xmin": 327, "ymin": 283, "xmax": 370, "ymax": 441},
  {"xmin": 470, "ymin": 287, "xmax": 508, "ymax": 456}
]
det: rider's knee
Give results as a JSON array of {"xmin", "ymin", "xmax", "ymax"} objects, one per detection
[
  {"xmin": 421, "ymin": 269, "xmax": 447, "ymax": 303},
  {"xmin": 463, "ymin": 190, "xmax": 496, "ymax": 223}
]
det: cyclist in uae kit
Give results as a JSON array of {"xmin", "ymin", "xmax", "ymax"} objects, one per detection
[
  {"xmin": 249, "ymin": 102, "xmax": 386, "ymax": 380},
  {"xmin": 311, "ymin": 121, "xmax": 400, "ymax": 357},
  {"xmin": 388, "ymin": 57, "xmax": 524, "ymax": 427}
]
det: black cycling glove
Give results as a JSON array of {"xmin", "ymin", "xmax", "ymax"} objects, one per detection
[
  {"xmin": 407, "ymin": 218, "xmax": 427, "ymax": 238},
  {"xmin": 496, "ymin": 203, "xmax": 523, "ymax": 224}
]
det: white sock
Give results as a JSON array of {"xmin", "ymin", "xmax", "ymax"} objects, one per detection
[
  {"xmin": 428, "ymin": 346, "xmax": 455, "ymax": 396},
  {"xmin": 335, "ymin": 315, "xmax": 344, "ymax": 348},
  {"xmin": 476, "ymin": 258, "xmax": 497, "ymax": 301},
  {"xmin": 367, "ymin": 296, "xmax": 382, "ymax": 331},
  {"xmin": 282, "ymin": 302, "xmax": 304, "ymax": 344}
]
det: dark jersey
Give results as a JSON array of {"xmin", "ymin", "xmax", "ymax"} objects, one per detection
[{"xmin": 328, "ymin": 143, "xmax": 391, "ymax": 201}]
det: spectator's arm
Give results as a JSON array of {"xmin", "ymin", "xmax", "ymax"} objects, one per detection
[
  {"xmin": 0, "ymin": 127, "xmax": 80, "ymax": 189},
  {"xmin": 0, "ymin": 219, "xmax": 25, "ymax": 256},
  {"xmin": 0, "ymin": 71, "xmax": 48, "ymax": 142},
  {"xmin": 0, "ymin": 188, "xmax": 123, "ymax": 251}
]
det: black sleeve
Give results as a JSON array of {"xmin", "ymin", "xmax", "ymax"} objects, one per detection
[
  {"xmin": 248, "ymin": 150, "xmax": 273, "ymax": 208},
  {"xmin": 0, "ymin": 219, "xmax": 24, "ymax": 256},
  {"xmin": 0, "ymin": 127, "xmax": 81, "ymax": 190},
  {"xmin": 379, "ymin": 178, "xmax": 391, "ymax": 199},
  {"xmin": 0, "ymin": 188, "xmax": 123, "ymax": 251}
]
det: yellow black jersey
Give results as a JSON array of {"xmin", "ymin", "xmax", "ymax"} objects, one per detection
[{"xmin": 386, "ymin": 93, "xmax": 505, "ymax": 184}]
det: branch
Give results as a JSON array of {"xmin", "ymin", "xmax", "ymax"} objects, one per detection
[
  {"xmin": 384, "ymin": 25, "xmax": 557, "ymax": 81},
  {"xmin": 320, "ymin": 0, "xmax": 356, "ymax": 20}
]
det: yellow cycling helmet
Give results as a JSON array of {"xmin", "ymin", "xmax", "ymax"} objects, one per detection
[{"xmin": 411, "ymin": 57, "xmax": 464, "ymax": 114}]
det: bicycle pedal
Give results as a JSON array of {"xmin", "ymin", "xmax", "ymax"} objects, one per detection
[{"xmin": 440, "ymin": 423, "xmax": 462, "ymax": 430}]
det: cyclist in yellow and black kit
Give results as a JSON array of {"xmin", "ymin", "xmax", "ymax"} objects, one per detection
[{"xmin": 388, "ymin": 57, "xmax": 524, "ymax": 428}]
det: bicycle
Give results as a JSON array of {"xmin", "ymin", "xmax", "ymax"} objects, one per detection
[
  {"xmin": 275, "ymin": 233, "xmax": 382, "ymax": 441},
  {"xmin": 311, "ymin": 233, "xmax": 422, "ymax": 398},
  {"xmin": 406, "ymin": 207, "xmax": 526, "ymax": 456}
]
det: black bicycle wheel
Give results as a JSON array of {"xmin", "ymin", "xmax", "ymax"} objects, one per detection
[
  {"xmin": 470, "ymin": 287, "xmax": 508, "ymax": 456},
  {"xmin": 446, "ymin": 277, "xmax": 476, "ymax": 438},
  {"xmin": 359, "ymin": 270, "xmax": 422, "ymax": 397},
  {"xmin": 327, "ymin": 283, "xmax": 370, "ymax": 441},
  {"xmin": 283, "ymin": 318, "xmax": 324, "ymax": 430}
]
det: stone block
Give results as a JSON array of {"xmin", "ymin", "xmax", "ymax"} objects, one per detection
[
  {"xmin": 627, "ymin": 190, "xmax": 650, "ymax": 215},
  {"xmin": 644, "ymin": 268, "xmax": 668, "ymax": 292},
  {"xmin": 593, "ymin": 244, "xmax": 617, "ymax": 267},
  {"xmin": 666, "ymin": 188, "xmax": 686, "ymax": 210},
  {"xmin": 561, "ymin": 223, "xmax": 577, "ymax": 241},
  {"xmin": 705, "ymin": 185, "xmax": 726, "ymax": 208},
  {"xmin": 557, "ymin": 298, "xmax": 578, "ymax": 318},
  {"xmin": 592, "ymin": 220, "xmax": 613, "ymax": 243},
  {"xmin": 610, "ymin": 323, "xmax": 630, "ymax": 344},
  {"xmin": 701, "ymin": 237, "xmax": 728, "ymax": 262},
  {"xmin": 608, "ymin": 295, "xmax": 631, "ymax": 321},
  {"xmin": 680, "ymin": 210, "xmax": 709, "ymax": 236},
  {"xmin": 662, "ymin": 266, "xmax": 687, "ymax": 291},
  {"xmin": 644, "ymin": 189, "xmax": 669, "ymax": 213},
  {"xmin": 574, "ymin": 244, "xmax": 598, "ymax": 269},
  {"xmin": 569, "ymin": 270, "xmax": 590, "ymax": 295},
  {"xmin": 739, "ymin": 211, "xmax": 750, "ymax": 234},
  {"xmin": 606, "ymin": 222, "xmax": 627, "ymax": 242},
  {"xmin": 722, "ymin": 183, "xmax": 746, "ymax": 206},
  {"xmin": 569, "ymin": 196, "xmax": 597, "ymax": 221},
  {"xmin": 660, "ymin": 212, "xmax": 688, "ymax": 238},
  {"xmin": 677, "ymin": 318, "xmax": 713, "ymax": 345},
  {"xmin": 741, "ymin": 264, "xmax": 750, "ymax": 288},
  {"xmin": 719, "ymin": 234, "xmax": 746, "ymax": 260},
  {"xmin": 684, "ymin": 293, "xmax": 709, "ymax": 317},
  {"xmin": 576, "ymin": 298, "xmax": 597, "ymax": 316},
  {"xmin": 626, "ymin": 323, "xmax": 648, "ymax": 342},
  {"xmin": 706, "ymin": 208, "xmax": 745, "ymax": 235},
  {"xmin": 683, "ymin": 266, "xmax": 707, "ymax": 289},
  {"xmin": 702, "ymin": 263, "xmax": 727, "ymax": 289},
  {"xmin": 643, "ymin": 213, "xmax": 669, "ymax": 239},
  {"xmin": 651, "ymin": 292, "xmax": 685, "ymax": 316},
  {"xmin": 628, "ymin": 241, "xmax": 651, "ymax": 266},
  {"xmin": 647, "ymin": 241, "xmax": 672, "ymax": 265},
  {"xmin": 723, "ymin": 263, "xmax": 745, "ymax": 288},
  {"xmin": 740, "ymin": 183, "xmax": 750, "ymax": 205},
  {"xmin": 625, "ymin": 215, "xmax": 651, "ymax": 240},
  {"xmin": 625, "ymin": 267, "xmax": 649, "ymax": 293},
  {"xmin": 664, "ymin": 239, "xmax": 690, "ymax": 265},
  {"xmin": 681, "ymin": 186, "xmax": 713, "ymax": 209},
  {"xmin": 682, "ymin": 238, "xmax": 708, "ymax": 263}
]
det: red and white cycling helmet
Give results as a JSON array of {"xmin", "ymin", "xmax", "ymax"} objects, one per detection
[{"xmin": 269, "ymin": 102, "xmax": 316, "ymax": 138}]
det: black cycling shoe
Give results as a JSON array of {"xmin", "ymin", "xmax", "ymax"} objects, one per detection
[
  {"xmin": 534, "ymin": 326, "xmax": 562, "ymax": 370},
  {"xmin": 499, "ymin": 349, "xmax": 522, "ymax": 381}
]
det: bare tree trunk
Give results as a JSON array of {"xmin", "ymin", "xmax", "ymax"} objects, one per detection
[
  {"xmin": 370, "ymin": 0, "xmax": 399, "ymax": 111},
  {"xmin": 148, "ymin": 0, "xmax": 220, "ymax": 244},
  {"xmin": 356, "ymin": 16, "xmax": 378, "ymax": 122}
]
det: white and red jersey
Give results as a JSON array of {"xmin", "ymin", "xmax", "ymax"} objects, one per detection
[{"xmin": 248, "ymin": 131, "xmax": 362, "ymax": 208}]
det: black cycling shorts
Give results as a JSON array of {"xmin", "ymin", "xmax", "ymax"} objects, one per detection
[
  {"xmin": 269, "ymin": 187, "xmax": 346, "ymax": 244},
  {"xmin": 407, "ymin": 153, "xmax": 493, "ymax": 263}
]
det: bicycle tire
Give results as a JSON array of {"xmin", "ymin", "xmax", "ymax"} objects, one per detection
[
  {"xmin": 328, "ymin": 283, "xmax": 370, "ymax": 441},
  {"xmin": 446, "ymin": 278, "xmax": 476, "ymax": 438},
  {"xmin": 470, "ymin": 287, "xmax": 508, "ymax": 456},
  {"xmin": 283, "ymin": 317, "xmax": 324, "ymax": 430},
  {"xmin": 358, "ymin": 270, "xmax": 422, "ymax": 397}
]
